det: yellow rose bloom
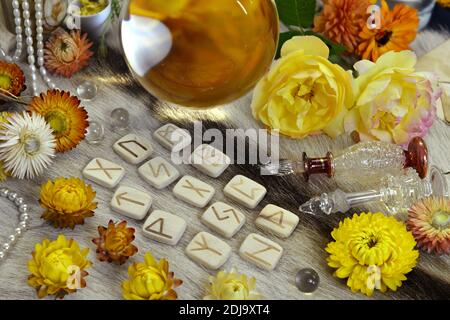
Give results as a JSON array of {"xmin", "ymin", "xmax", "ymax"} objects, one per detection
[
  {"xmin": 326, "ymin": 212, "xmax": 419, "ymax": 296},
  {"xmin": 204, "ymin": 268, "xmax": 262, "ymax": 300},
  {"xmin": 122, "ymin": 252, "xmax": 182, "ymax": 300},
  {"xmin": 345, "ymin": 50, "xmax": 440, "ymax": 146},
  {"xmin": 251, "ymin": 36, "xmax": 354, "ymax": 138},
  {"xmin": 39, "ymin": 177, "xmax": 97, "ymax": 229},
  {"xmin": 27, "ymin": 235, "xmax": 91, "ymax": 299}
]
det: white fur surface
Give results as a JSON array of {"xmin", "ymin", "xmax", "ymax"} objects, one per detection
[{"xmin": 0, "ymin": 14, "xmax": 449, "ymax": 300}]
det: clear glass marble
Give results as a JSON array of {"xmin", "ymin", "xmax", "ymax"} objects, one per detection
[
  {"xmin": 295, "ymin": 268, "xmax": 320, "ymax": 293},
  {"xmin": 111, "ymin": 108, "xmax": 130, "ymax": 132},
  {"xmin": 76, "ymin": 81, "xmax": 98, "ymax": 101},
  {"xmin": 85, "ymin": 121, "xmax": 105, "ymax": 144},
  {"xmin": 299, "ymin": 166, "xmax": 447, "ymax": 217}
]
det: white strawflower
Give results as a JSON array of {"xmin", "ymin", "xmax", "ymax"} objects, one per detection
[{"xmin": 0, "ymin": 112, "xmax": 56, "ymax": 179}]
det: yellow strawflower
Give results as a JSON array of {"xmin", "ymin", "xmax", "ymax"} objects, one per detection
[
  {"xmin": 326, "ymin": 212, "xmax": 419, "ymax": 296},
  {"xmin": 27, "ymin": 235, "xmax": 92, "ymax": 299},
  {"xmin": 122, "ymin": 252, "xmax": 182, "ymax": 300},
  {"xmin": 437, "ymin": 0, "xmax": 450, "ymax": 8},
  {"xmin": 204, "ymin": 268, "xmax": 262, "ymax": 300},
  {"xmin": 39, "ymin": 177, "xmax": 97, "ymax": 229}
]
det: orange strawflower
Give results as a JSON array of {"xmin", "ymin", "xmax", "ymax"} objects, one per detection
[
  {"xmin": 313, "ymin": 0, "xmax": 371, "ymax": 53},
  {"xmin": 0, "ymin": 61, "xmax": 26, "ymax": 101},
  {"xmin": 357, "ymin": 0, "xmax": 418, "ymax": 61},
  {"xmin": 28, "ymin": 89, "xmax": 89, "ymax": 153}
]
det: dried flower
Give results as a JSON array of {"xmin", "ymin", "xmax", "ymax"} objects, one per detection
[
  {"xmin": 29, "ymin": 89, "xmax": 89, "ymax": 153},
  {"xmin": 357, "ymin": 0, "xmax": 418, "ymax": 62},
  {"xmin": 437, "ymin": 0, "xmax": 450, "ymax": 8},
  {"xmin": 27, "ymin": 235, "xmax": 91, "ymax": 299},
  {"xmin": 40, "ymin": 177, "xmax": 97, "ymax": 229},
  {"xmin": 44, "ymin": 28, "xmax": 93, "ymax": 78},
  {"xmin": 407, "ymin": 197, "xmax": 450, "ymax": 255},
  {"xmin": 251, "ymin": 36, "xmax": 353, "ymax": 139},
  {"xmin": 204, "ymin": 268, "xmax": 262, "ymax": 300},
  {"xmin": 0, "ymin": 60, "xmax": 26, "ymax": 102},
  {"xmin": 345, "ymin": 50, "xmax": 440, "ymax": 147},
  {"xmin": 0, "ymin": 112, "xmax": 12, "ymax": 182},
  {"xmin": 313, "ymin": 0, "xmax": 370, "ymax": 53},
  {"xmin": 122, "ymin": 252, "xmax": 182, "ymax": 300},
  {"xmin": 92, "ymin": 220, "xmax": 138, "ymax": 264},
  {"xmin": 0, "ymin": 112, "xmax": 55, "ymax": 179},
  {"xmin": 326, "ymin": 212, "xmax": 419, "ymax": 296}
]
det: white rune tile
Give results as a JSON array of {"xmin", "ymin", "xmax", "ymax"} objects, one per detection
[
  {"xmin": 82, "ymin": 158, "xmax": 125, "ymax": 188},
  {"xmin": 255, "ymin": 204, "xmax": 299, "ymax": 238},
  {"xmin": 153, "ymin": 123, "xmax": 191, "ymax": 151},
  {"xmin": 201, "ymin": 202, "xmax": 246, "ymax": 238},
  {"xmin": 185, "ymin": 231, "xmax": 231, "ymax": 270},
  {"xmin": 111, "ymin": 185, "xmax": 152, "ymax": 220},
  {"xmin": 223, "ymin": 175, "xmax": 267, "ymax": 209},
  {"xmin": 190, "ymin": 144, "xmax": 231, "ymax": 178},
  {"xmin": 142, "ymin": 210, "xmax": 187, "ymax": 245},
  {"xmin": 138, "ymin": 157, "xmax": 180, "ymax": 189},
  {"xmin": 239, "ymin": 233, "xmax": 283, "ymax": 270},
  {"xmin": 173, "ymin": 175, "xmax": 215, "ymax": 208},
  {"xmin": 113, "ymin": 133, "xmax": 153, "ymax": 164}
]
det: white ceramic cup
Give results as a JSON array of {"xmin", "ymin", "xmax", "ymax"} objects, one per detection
[{"xmin": 73, "ymin": 0, "xmax": 111, "ymax": 40}]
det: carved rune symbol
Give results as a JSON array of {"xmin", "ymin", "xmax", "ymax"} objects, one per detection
[
  {"xmin": 190, "ymin": 234, "xmax": 222, "ymax": 256},
  {"xmin": 195, "ymin": 146, "xmax": 222, "ymax": 167},
  {"xmin": 118, "ymin": 138, "xmax": 148, "ymax": 158},
  {"xmin": 182, "ymin": 179, "xmax": 210, "ymax": 198},
  {"xmin": 244, "ymin": 236, "xmax": 281, "ymax": 267},
  {"xmin": 148, "ymin": 162, "xmax": 170, "ymax": 178},
  {"xmin": 158, "ymin": 125, "xmax": 183, "ymax": 146},
  {"xmin": 231, "ymin": 178, "xmax": 262, "ymax": 200},
  {"xmin": 86, "ymin": 159, "xmax": 122, "ymax": 180},
  {"xmin": 261, "ymin": 211, "xmax": 285, "ymax": 229},
  {"xmin": 115, "ymin": 192, "xmax": 145, "ymax": 206},
  {"xmin": 145, "ymin": 218, "xmax": 172, "ymax": 239},
  {"xmin": 212, "ymin": 206, "xmax": 241, "ymax": 223}
]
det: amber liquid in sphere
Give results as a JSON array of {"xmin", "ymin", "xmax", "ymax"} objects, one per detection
[{"xmin": 124, "ymin": 0, "xmax": 279, "ymax": 108}]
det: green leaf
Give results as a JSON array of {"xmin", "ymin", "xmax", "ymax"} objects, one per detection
[
  {"xmin": 275, "ymin": 0, "xmax": 316, "ymax": 28},
  {"xmin": 275, "ymin": 31, "xmax": 301, "ymax": 59}
]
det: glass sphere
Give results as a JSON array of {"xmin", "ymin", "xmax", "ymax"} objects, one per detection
[
  {"xmin": 122, "ymin": 0, "xmax": 279, "ymax": 108},
  {"xmin": 295, "ymin": 268, "xmax": 320, "ymax": 293},
  {"xmin": 77, "ymin": 81, "xmax": 98, "ymax": 101},
  {"xmin": 85, "ymin": 121, "xmax": 105, "ymax": 144},
  {"xmin": 111, "ymin": 108, "xmax": 130, "ymax": 131}
]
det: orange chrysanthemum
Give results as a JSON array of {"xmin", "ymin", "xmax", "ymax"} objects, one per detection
[
  {"xmin": 29, "ymin": 89, "xmax": 89, "ymax": 152},
  {"xmin": 314, "ymin": 0, "xmax": 371, "ymax": 53},
  {"xmin": 92, "ymin": 220, "xmax": 138, "ymax": 265},
  {"xmin": 44, "ymin": 28, "xmax": 93, "ymax": 78},
  {"xmin": 357, "ymin": 0, "xmax": 418, "ymax": 61},
  {"xmin": 0, "ymin": 61, "xmax": 26, "ymax": 101},
  {"xmin": 437, "ymin": 0, "xmax": 450, "ymax": 8}
]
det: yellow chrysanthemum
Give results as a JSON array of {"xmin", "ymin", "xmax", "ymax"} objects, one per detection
[
  {"xmin": 28, "ymin": 89, "xmax": 89, "ymax": 153},
  {"xmin": 437, "ymin": 0, "xmax": 450, "ymax": 8},
  {"xmin": 27, "ymin": 235, "xmax": 92, "ymax": 299},
  {"xmin": 326, "ymin": 212, "xmax": 419, "ymax": 296},
  {"xmin": 204, "ymin": 268, "xmax": 262, "ymax": 300},
  {"xmin": 39, "ymin": 177, "xmax": 97, "ymax": 229},
  {"xmin": 0, "ymin": 112, "xmax": 12, "ymax": 182},
  {"xmin": 122, "ymin": 252, "xmax": 182, "ymax": 300}
]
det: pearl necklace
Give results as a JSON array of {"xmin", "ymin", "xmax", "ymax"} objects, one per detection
[
  {"xmin": 0, "ymin": 0, "xmax": 56, "ymax": 96},
  {"xmin": 0, "ymin": 188, "xmax": 30, "ymax": 262}
]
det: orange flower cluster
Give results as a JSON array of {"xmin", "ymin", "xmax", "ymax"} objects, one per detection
[{"xmin": 314, "ymin": 0, "xmax": 419, "ymax": 61}]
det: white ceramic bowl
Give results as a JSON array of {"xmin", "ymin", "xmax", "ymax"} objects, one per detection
[{"xmin": 74, "ymin": 0, "xmax": 111, "ymax": 40}]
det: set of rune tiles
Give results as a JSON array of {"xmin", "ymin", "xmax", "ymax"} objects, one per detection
[{"xmin": 82, "ymin": 123, "xmax": 300, "ymax": 271}]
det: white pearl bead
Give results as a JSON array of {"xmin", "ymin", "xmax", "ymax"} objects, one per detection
[
  {"xmin": 30, "ymin": 65, "xmax": 36, "ymax": 72},
  {"xmin": 36, "ymin": 19, "xmax": 43, "ymax": 27},
  {"xmin": 45, "ymin": 76, "xmax": 51, "ymax": 84},
  {"xmin": 28, "ymin": 56, "xmax": 35, "ymax": 64},
  {"xmin": 12, "ymin": 1, "xmax": 19, "ymax": 9},
  {"xmin": 8, "ymin": 192, "xmax": 17, "ymax": 201},
  {"xmin": 26, "ymin": 37, "xmax": 33, "ymax": 46},
  {"xmin": 14, "ymin": 197, "xmax": 24, "ymax": 206},
  {"xmin": 38, "ymin": 57, "xmax": 44, "ymax": 66},
  {"xmin": 19, "ymin": 204, "xmax": 28, "ymax": 213},
  {"xmin": 50, "ymin": 83, "xmax": 56, "ymax": 89},
  {"xmin": 18, "ymin": 221, "xmax": 28, "ymax": 229},
  {"xmin": 35, "ymin": 4, "xmax": 42, "ymax": 11},
  {"xmin": 14, "ymin": 17, "xmax": 21, "ymax": 25},
  {"xmin": 23, "ymin": 11, "xmax": 30, "ymax": 19},
  {"xmin": 31, "ymin": 73, "xmax": 37, "ymax": 81},
  {"xmin": 0, "ymin": 189, "xmax": 9, "ymax": 197},
  {"xmin": 8, "ymin": 235, "xmax": 16, "ymax": 243},
  {"xmin": 37, "ymin": 48, "xmax": 44, "ymax": 57},
  {"xmin": 23, "ymin": 2, "xmax": 29, "ymax": 10},
  {"xmin": 0, "ymin": 251, "xmax": 4, "ymax": 260},
  {"xmin": 14, "ymin": 228, "xmax": 22, "ymax": 236},
  {"xmin": 36, "ymin": 26, "xmax": 43, "ymax": 34},
  {"xmin": 36, "ymin": 34, "xmax": 43, "ymax": 41},
  {"xmin": 15, "ymin": 26, "xmax": 22, "ymax": 34},
  {"xmin": 2, "ymin": 243, "xmax": 10, "ymax": 251},
  {"xmin": 19, "ymin": 214, "xmax": 29, "ymax": 221},
  {"xmin": 13, "ymin": 55, "xmax": 21, "ymax": 61},
  {"xmin": 27, "ymin": 46, "xmax": 34, "ymax": 55},
  {"xmin": 35, "ymin": 11, "xmax": 42, "ymax": 19},
  {"xmin": 24, "ymin": 20, "xmax": 31, "ymax": 28},
  {"xmin": 40, "ymin": 67, "xmax": 47, "ymax": 76},
  {"xmin": 13, "ymin": 9, "xmax": 20, "ymax": 17}
]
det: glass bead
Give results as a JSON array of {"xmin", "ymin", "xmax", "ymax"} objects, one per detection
[
  {"xmin": 111, "ymin": 108, "xmax": 130, "ymax": 132},
  {"xmin": 295, "ymin": 268, "xmax": 320, "ymax": 293},
  {"xmin": 76, "ymin": 81, "xmax": 98, "ymax": 101},
  {"xmin": 85, "ymin": 121, "xmax": 105, "ymax": 145}
]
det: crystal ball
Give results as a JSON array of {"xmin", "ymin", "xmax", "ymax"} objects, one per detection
[
  {"xmin": 295, "ymin": 268, "xmax": 320, "ymax": 293},
  {"xmin": 122, "ymin": 0, "xmax": 279, "ymax": 108},
  {"xmin": 111, "ymin": 108, "xmax": 130, "ymax": 131},
  {"xmin": 76, "ymin": 81, "xmax": 98, "ymax": 101},
  {"xmin": 85, "ymin": 121, "xmax": 105, "ymax": 144}
]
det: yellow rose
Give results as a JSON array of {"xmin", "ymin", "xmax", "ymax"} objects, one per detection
[
  {"xmin": 122, "ymin": 252, "xmax": 182, "ymax": 300},
  {"xmin": 27, "ymin": 235, "xmax": 91, "ymax": 299},
  {"xmin": 345, "ymin": 50, "xmax": 440, "ymax": 146},
  {"xmin": 204, "ymin": 268, "xmax": 262, "ymax": 300},
  {"xmin": 251, "ymin": 36, "xmax": 354, "ymax": 138}
]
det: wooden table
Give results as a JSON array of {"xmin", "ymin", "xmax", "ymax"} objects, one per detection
[{"xmin": 0, "ymin": 22, "xmax": 449, "ymax": 300}]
